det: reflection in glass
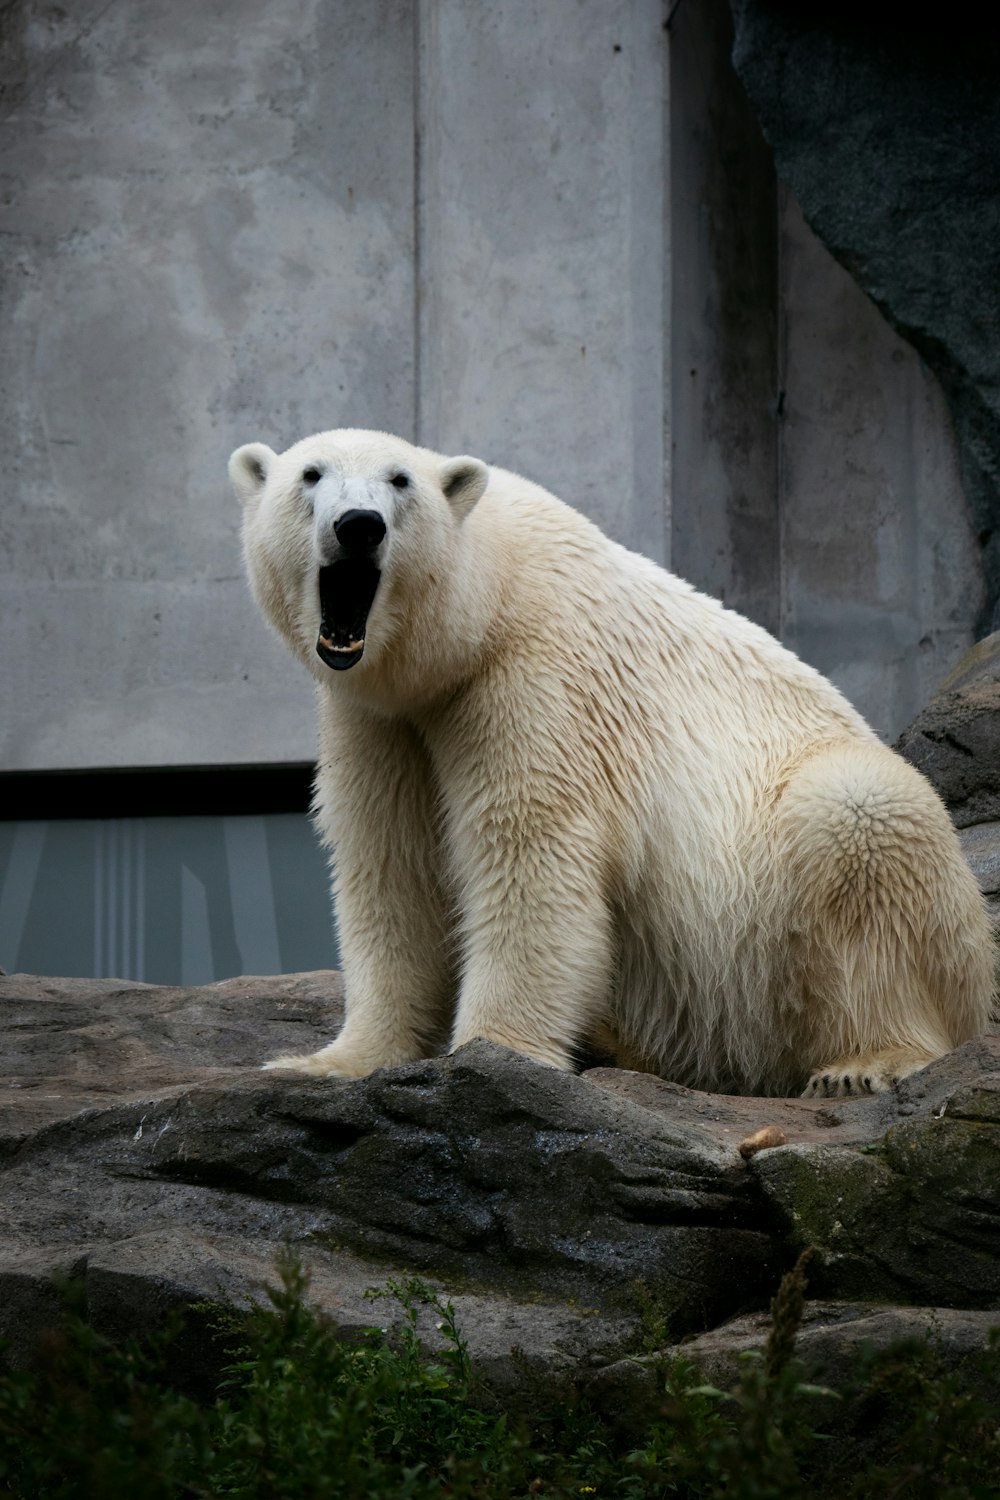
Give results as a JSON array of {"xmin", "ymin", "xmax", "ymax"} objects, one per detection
[{"xmin": 0, "ymin": 813, "xmax": 336, "ymax": 984}]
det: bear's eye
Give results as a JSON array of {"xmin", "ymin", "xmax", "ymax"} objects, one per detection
[
  {"xmin": 302, "ymin": 466, "xmax": 322, "ymax": 486},
  {"xmin": 389, "ymin": 472, "xmax": 409, "ymax": 490}
]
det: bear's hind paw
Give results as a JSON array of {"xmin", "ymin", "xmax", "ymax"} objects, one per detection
[
  {"xmin": 802, "ymin": 1066, "xmax": 884, "ymax": 1099},
  {"xmin": 801, "ymin": 1047, "xmax": 939, "ymax": 1099}
]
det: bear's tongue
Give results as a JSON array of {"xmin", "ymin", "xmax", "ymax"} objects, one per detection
[{"xmin": 316, "ymin": 557, "xmax": 381, "ymax": 671}]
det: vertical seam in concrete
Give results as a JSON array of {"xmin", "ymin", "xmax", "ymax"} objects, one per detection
[
  {"xmin": 627, "ymin": 0, "xmax": 668, "ymax": 566},
  {"xmin": 665, "ymin": 8, "xmax": 671, "ymax": 573},
  {"xmin": 412, "ymin": 0, "xmax": 423, "ymax": 448},
  {"xmin": 901, "ymin": 356, "xmax": 920, "ymax": 722},
  {"xmin": 659, "ymin": 1, "xmax": 672, "ymax": 570},
  {"xmin": 776, "ymin": 186, "xmax": 787, "ymax": 643}
]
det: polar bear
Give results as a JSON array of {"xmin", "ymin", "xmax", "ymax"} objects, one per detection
[{"xmin": 229, "ymin": 428, "xmax": 995, "ymax": 1097}]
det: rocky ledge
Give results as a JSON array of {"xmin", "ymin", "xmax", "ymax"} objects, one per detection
[{"xmin": 2, "ymin": 969, "xmax": 998, "ymax": 1411}]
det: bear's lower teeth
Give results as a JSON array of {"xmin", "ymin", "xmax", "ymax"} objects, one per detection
[{"xmin": 320, "ymin": 636, "xmax": 364, "ymax": 654}]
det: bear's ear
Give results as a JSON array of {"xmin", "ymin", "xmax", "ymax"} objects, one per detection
[
  {"xmin": 229, "ymin": 443, "xmax": 276, "ymax": 507},
  {"xmin": 440, "ymin": 456, "xmax": 488, "ymax": 520}
]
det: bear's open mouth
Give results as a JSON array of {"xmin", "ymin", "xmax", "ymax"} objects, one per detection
[{"xmin": 316, "ymin": 558, "xmax": 381, "ymax": 671}]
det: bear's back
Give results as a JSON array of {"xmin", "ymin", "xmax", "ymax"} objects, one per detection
[{"xmin": 471, "ymin": 464, "xmax": 874, "ymax": 782}]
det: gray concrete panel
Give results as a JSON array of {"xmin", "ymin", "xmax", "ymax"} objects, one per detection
[
  {"xmin": 0, "ymin": 0, "xmax": 414, "ymax": 771},
  {"xmin": 416, "ymin": 0, "xmax": 668, "ymax": 561},
  {"xmin": 778, "ymin": 192, "xmax": 983, "ymax": 741},
  {"xmin": 1, "ymin": 579, "xmax": 320, "ymax": 770}
]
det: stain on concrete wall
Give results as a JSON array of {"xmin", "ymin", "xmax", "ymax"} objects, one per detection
[{"xmin": 668, "ymin": 0, "xmax": 779, "ymax": 635}]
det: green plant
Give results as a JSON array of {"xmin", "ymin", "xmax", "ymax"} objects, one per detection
[
  {"xmin": 618, "ymin": 1251, "xmax": 834, "ymax": 1500},
  {"xmin": 205, "ymin": 1253, "xmax": 523, "ymax": 1498},
  {"xmin": 1, "ymin": 1249, "xmax": 999, "ymax": 1499},
  {"xmin": 837, "ymin": 1328, "xmax": 1000, "ymax": 1500},
  {"xmin": 0, "ymin": 1279, "xmax": 209, "ymax": 1500}
]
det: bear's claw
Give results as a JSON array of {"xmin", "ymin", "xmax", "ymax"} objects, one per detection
[{"xmin": 802, "ymin": 1069, "xmax": 882, "ymax": 1098}]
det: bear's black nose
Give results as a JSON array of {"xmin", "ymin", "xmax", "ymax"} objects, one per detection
[{"xmin": 334, "ymin": 509, "xmax": 387, "ymax": 553}]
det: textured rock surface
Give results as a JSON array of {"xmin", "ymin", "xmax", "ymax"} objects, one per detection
[
  {"xmin": 896, "ymin": 631, "xmax": 1000, "ymax": 833},
  {"xmin": 753, "ymin": 1039, "xmax": 1000, "ymax": 1307},
  {"xmin": 959, "ymin": 822, "xmax": 1000, "ymax": 931},
  {"xmin": 730, "ymin": 3, "xmax": 1000, "ymax": 627},
  {"xmin": 589, "ymin": 1300, "xmax": 1000, "ymax": 1437},
  {"xmin": 0, "ymin": 970, "xmax": 346, "ymax": 1145},
  {"xmin": 2, "ymin": 971, "xmax": 999, "ymax": 1401},
  {"xmin": 673, "ymin": 1301, "xmax": 1000, "ymax": 1391}
]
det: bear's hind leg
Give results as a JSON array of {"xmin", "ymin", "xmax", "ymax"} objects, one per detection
[{"xmin": 777, "ymin": 741, "xmax": 994, "ymax": 1099}]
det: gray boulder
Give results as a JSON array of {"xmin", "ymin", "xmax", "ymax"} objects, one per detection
[
  {"xmin": 752, "ymin": 1039, "xmax": 1000, "ymax": 1307},
  {"xmin": 959, "ymin": 821, "xmax": 1000, "ymax": 932},
  {"xmin": 895, "ymin": 631, "xmax": 1000, "ymax": 831},
  {"xmin": 588, "ymin": 1299, "xmax": 1000, "ymax": 1439},
  {"xmin": 671, "ymin": 1301, "xmax": 1000, "ymax": 1393},
  {"xmin": 0, "ymin": 971, "xmax": 770, "ymax": 1387}
]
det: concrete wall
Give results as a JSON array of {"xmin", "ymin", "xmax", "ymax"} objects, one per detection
[
  {"xmin": 418, "ymin": 3, "xmax": 668, "ymax": 561},
  {"xmin": 0, "ymin": 0, "xmax": 667, "ymax": 773},
  {"xmin": 0, "ymin": 0, "xmax": 984, "ymax": 774}
]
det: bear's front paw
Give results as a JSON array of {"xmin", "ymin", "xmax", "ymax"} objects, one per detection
[{"xmin": 262, "ymin": 1043, "xmax": 374, "ymax": 1079}]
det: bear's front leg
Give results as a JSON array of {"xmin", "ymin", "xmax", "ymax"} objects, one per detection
[
  {"xmin": 447, "ymin": 814, "xmax": 614, "ymax": 1071},
  {"xmin": 265, "ymin": 705, "xmax": 453, "ymax": 1078}
]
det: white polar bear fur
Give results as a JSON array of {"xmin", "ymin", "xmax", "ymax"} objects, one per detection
[{"xmin": 230, "ymin": 428, "xmax": 995, "ymax": 1097}]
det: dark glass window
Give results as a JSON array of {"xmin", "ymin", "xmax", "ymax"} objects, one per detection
[{"xmin": 0, "ymin": 769, "xmax": 338, "ymax": 984}]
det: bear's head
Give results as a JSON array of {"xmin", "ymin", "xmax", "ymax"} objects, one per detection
[{"xmin": 229, "ymin": 429, "xmax": 489, "ymax": 683}]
